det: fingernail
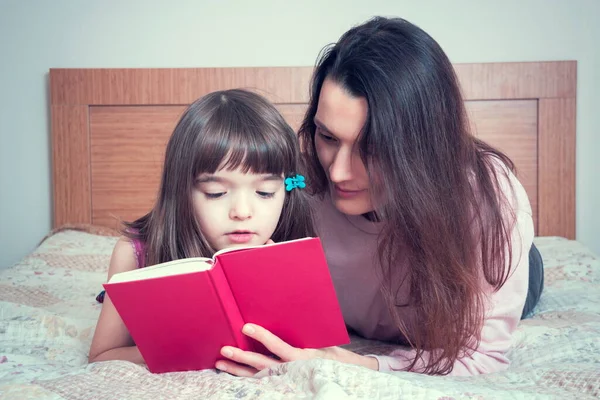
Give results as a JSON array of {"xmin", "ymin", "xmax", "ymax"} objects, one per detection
[
  {"xmin": 243, "ymin": 324, "xmax": 255, "ymax": 335},
  {"xmin": 216, "ymin": 362, "xmax": 227, "ymax": 371},
  {"xmin": 222, "ymin": 348, "xmax": 233, "ymax": 357}
]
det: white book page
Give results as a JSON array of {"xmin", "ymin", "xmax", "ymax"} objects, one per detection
[
  {"xmin": 211, "ymin": 237, "xmax": 314, "ymax": 257},
  {"xmin": 108, "ymin": 257, "xmax": 212, "ymax": 284},
  {"xmin": 108, "ymin": 237, "xmax": 314, "ymax": 284}
]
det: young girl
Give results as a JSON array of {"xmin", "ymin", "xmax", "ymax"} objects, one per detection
[
  {"xmin": 217, "ymin": 17, "xmax": 544, "ymax": 377},
  {"xmin": 89, "ymin": 89, "xmax": 314, "ymax": 364}
]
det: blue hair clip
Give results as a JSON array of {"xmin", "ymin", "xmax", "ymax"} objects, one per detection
[{"xmin": 285, "ymin": 174, "xmax": 306, "ymax": 191}]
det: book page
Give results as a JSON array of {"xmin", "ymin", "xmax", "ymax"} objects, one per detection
[
  {"xmin": 108, "ymin": 257, "xmax": 212, "ymax": 284},
  {"xmin": 212, "ymin": 237, "xmax": 314, "ymax": 258},
  {"xmin": 108, "ymin": 237, "xmax": 315, "ymax": 284}
]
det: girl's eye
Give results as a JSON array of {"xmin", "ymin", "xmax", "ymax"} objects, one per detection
[
  {"xmin": 205, "ymin": 192, "xmax": 226, "ymax": 199},
  {"xmin": 257, "ymin": 191, "xmax": 276, "ymax": 199}
]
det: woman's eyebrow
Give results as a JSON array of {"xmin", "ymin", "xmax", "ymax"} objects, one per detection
[{"xmin": 313, "ymin": 118, "xmax": 337, "ymax": 137}]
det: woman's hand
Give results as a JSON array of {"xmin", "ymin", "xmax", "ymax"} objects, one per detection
[{"xmin": 216, "ymin": 324, "xmax": 379, "ymax": 377}]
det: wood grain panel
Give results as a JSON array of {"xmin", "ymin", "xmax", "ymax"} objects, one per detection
[
  {"xmin": 455, "ymin": 62, "xmax": 576, "ymax": 100},
  {"xmin": 466, "ymin": 100, "xmax": 538, "ymax": 229},
  {"xmin": 90, "ymin": 106, "xmax": 185, "ymax": 228},
  {"xmin": 50, "ymin": 67, "xmax": 314, "ymax": 106},
  {"xmin": 275, "ymin": 104, "xmax": 309, "ymax": 133},
  {"xmin": 51, "ymin": 105, "xmax": 91, "ymax": 227},
  {"xmin": 50, "ymin": 62, "xmax": 574, "ymax": 106},
  {"xmin": 50, "ymin": 62, "xmax": 577, "ymax": 237},
  {"xmin": 538, "ymin": 98, "xmax": 576, "ymax": 239}
]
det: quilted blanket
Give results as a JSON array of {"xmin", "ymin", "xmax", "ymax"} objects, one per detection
[{"xmin": 1, "ymin": 229, "xmax": 598, "ymax": 399}]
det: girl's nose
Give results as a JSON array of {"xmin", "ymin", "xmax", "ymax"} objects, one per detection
[{"xmin": 229, "ymin": 194, "xmax": 252, "ymax": 220}]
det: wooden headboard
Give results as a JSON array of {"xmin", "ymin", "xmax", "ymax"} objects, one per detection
[{"xmin": 49, "ymin": 62, "xmax": 576, "ymax": 238}]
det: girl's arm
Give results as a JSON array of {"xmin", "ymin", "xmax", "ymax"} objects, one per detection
[{"xmin": 88, "ymin": 238, "xmax": 144, "ymax": 364}]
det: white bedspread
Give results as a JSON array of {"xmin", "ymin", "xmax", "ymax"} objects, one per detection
[{"xmin": 1, "ymin": 230, "xmax": 598, "ymax": 399}]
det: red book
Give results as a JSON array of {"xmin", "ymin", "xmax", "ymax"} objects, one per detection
[{"xmin": 103, "ymin": 237, "xmax": 350, "ymax": 373}]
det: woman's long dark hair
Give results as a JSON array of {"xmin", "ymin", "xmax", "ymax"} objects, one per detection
[
  {"xmin": 299, "ymin": 17, "xmax": 516, "ymax": 375},
  {"xmin": 126, "ymin": 89, "xmax": 315, "ymax": 266}
]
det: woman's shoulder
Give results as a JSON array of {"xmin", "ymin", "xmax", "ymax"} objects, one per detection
[
  {"xmin": 305, "ymin": 191, "xmax": 330, "ymax": 216},
  {"xmin": 487, "ymin": 156, "xmax": 532, "ymax": 217},
  {"xmin": 307, "ymin": 191, "xmax": 339, "ymax": 231}
]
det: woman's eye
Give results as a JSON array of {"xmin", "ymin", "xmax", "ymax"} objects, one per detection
[
  {"xmin": 205, "ymin": 192, "xmax": 226, "ymax": 199},
  {"xmin": 317, "ymin": 129, "xmax": 336, "ymax": 143},
  {"xmin": 257, "ymin": 191, "xmax": 276, "ymax": 199}
]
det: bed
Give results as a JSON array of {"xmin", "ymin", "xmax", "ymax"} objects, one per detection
[{"xmin": 1, "ymin": 61, "xmax": 598, "ymax": 399}]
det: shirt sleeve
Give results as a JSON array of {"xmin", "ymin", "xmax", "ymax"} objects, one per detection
[{"xmin": 372, "ymin": 173, "xmax": 534, "ymax": 376}]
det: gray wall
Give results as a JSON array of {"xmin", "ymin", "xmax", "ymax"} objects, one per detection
[{"xmin": 1, "ymin": 0, "xmax": 599, "ymax": 268}]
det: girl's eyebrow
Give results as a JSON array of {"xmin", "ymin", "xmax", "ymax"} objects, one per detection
[
  {"xmin": 195, "ymin": 176, "xmax": 224, "ymax": 184},
  {"xmin": 195, "ymin": 174, "xmax": 283, "ymax": 183},
  {"xmin": 262, "ymin": 174, "xmax": 283, "ymax": 182}
]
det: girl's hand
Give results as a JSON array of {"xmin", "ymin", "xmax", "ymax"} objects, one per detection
[{"xmin": 216, "ymin": 324, "xmax": 378, "ymax": 377}]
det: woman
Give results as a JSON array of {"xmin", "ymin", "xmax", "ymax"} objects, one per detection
[{"xmin": 216, "ymin": 16, "xmax": 544, "ymax": 376}]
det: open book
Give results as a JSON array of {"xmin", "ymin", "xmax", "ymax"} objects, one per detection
[{"xmin": 103, "ymin": 237, "xmax": 350, "ymax": 373}]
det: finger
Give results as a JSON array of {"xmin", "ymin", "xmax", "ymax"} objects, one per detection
[
  {"xmin": 242, "ymin": 324, "xmax": 301, "ymax": 361},
  {"xmin": 215, "ymin": 360, "xmax": 257, "ymax": 378},
  {"xmin": 221, "ymin": 345, "xmax": 280, "ymax": 371}
]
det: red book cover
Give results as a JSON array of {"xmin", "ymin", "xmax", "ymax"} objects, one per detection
[{"xmin": 103, "ymin": 237, "xmax": 349, "ymax": 373}]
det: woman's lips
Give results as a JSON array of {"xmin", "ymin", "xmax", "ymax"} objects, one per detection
[{"xmin": 334, "ymin": 186, "xmax": 366, "ymax": 199}]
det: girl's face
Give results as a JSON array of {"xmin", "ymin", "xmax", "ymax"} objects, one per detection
[
  {"xmin": 314, "ymin": 78, "xmax": 373, "ymax": 216},
  {"xmin": 193, "ymin": 167, "xmax": 285, "ymax": 251}
]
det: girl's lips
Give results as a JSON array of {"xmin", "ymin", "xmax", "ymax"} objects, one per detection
[{"xmin": 227, "ymin": 232, "xmax": 255, "ymax": 244}]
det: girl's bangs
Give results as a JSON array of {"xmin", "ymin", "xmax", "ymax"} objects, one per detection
[{"xmin": 193, "ymin": 124, "xmax": 295, "ymax": 176}]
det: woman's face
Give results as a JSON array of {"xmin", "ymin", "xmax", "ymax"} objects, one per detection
[{"xmin": 314, "ymin": 78, "xmax": 373, "ymax": 216}]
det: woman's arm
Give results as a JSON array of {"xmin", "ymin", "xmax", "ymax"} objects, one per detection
[
  {"xmin": 375, "ymin": 203, "xmax": 534, "ymax": 375},
  {"xmin": 88, "ymin": 238, "xmax": 144, "ymax": 364},
  {"xmin": 218, "ymin": 179, "xmax": 534, "ymax": 377},
  {"xmin": 215, "ymin": 323, "xmax": 378, "ymax": 377}
]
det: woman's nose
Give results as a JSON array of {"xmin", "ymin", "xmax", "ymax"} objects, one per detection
[{"xmin": 328, "ymin": 148, "xmax": 354, "ymax": 183}]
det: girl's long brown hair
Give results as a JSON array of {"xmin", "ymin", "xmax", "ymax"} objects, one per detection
[
  {"xmin": 299, "ymin": 17, "xmax": 517, "ymax": 375},
  {"xmin": 126, "ymin": 89, "xmax": 315, "ymax": 266}
]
